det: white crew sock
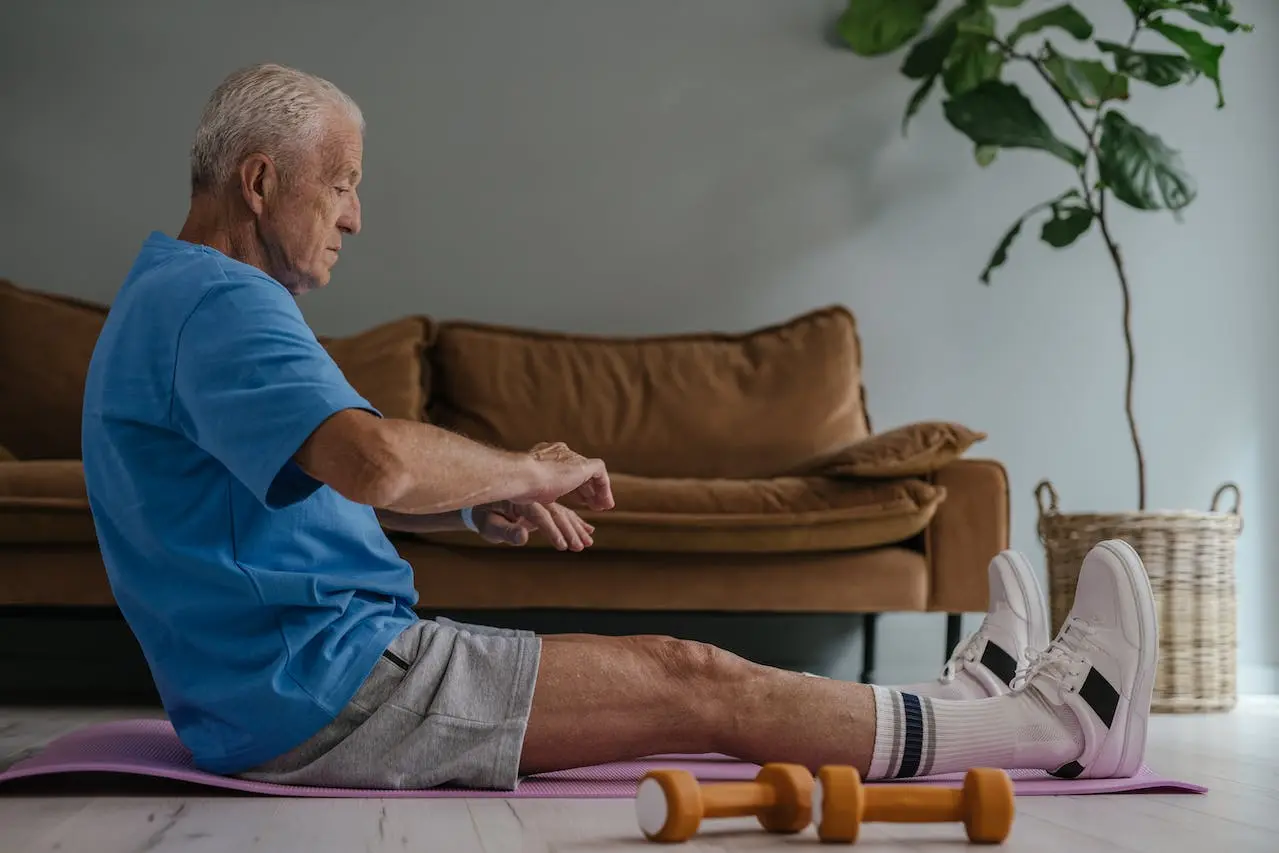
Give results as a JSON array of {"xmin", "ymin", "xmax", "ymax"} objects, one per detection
[{"xmin": 867, "ymin": 686, "xmax": 1083, "ymax": 780}]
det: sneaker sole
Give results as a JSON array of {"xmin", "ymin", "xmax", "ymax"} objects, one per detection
[
  {"xmin": 991, "ymin": 550, "xmax": 1051, "ymax": 653},
  {"xmin": 1094, "ymin": 538, "xmax": 1158, "ymax": 778}
]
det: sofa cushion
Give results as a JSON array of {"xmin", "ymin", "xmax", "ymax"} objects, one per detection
[
  {"xmin": 803, "ymin": 421, "xmax": 987, "ymax": 478},
  {"xmin": 418, "ymin": 472, "xmax": 944, "ymax": 554},
  {"xmin": 319, "ymin": 316, "xmax": 434, "ymax": 422},
  {"xmin": 0, "ymin": 460, "xmax": 96, "ymax": 544},
  {"xmin": 428, "ymin": 306, "xmax": 872, "ymax": 479},
  {"xmin": 0, "ymin": 280, "xmax": 109, "ymax": 459}
]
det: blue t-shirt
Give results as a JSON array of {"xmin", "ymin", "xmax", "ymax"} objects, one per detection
[{"xmin": 82, "ymin": 232, "xmax": 420, "ymax": 774}]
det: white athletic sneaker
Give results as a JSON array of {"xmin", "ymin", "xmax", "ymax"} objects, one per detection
[
  {"xmin": 920, "ymin": 550, "xmax": 1051, "ymax": 699},
  {"xmin": 1015, "ymin": 539, "xmax": 1158, "ymax": 779}
]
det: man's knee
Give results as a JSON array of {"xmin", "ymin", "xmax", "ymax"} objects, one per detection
[{"xmin": 627, "ymin": 634, "xmax": 740, "ymax": 683}]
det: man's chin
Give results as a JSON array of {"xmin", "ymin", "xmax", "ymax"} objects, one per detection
[{"xmin": 286, "ymin": 271, "xmax": 330, "ymax": 295}]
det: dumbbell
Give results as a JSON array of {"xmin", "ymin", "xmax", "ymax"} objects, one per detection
[
  {"xmin": 635, "ymin": 763, "xmax": 813, "ymax": 843},
  {"xmin": 813, "ymin": 766, "xmax": 1014, "ymax": 844}
]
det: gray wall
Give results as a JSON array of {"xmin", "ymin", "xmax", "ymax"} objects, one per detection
[{"xmin": 3, "ymin": 0, "xmax": 1277, "ymax": 687}]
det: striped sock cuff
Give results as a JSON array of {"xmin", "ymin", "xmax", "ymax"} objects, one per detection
[{"xmin": 868, "ymin": 686, "xmax": 937, "ymax": 780}]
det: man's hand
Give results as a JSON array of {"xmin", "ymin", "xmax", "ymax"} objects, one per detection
[
  {"xmin": 516, "ymin": 442, "xmax": 615, "ymax": 511},
  {"xmin": 476, "ymin": 500, "xmax": 596, "ymax": 551}
]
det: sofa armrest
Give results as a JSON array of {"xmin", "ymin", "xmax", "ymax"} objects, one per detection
[{"xmin": 924, "ymin": 459, "xmax": 1010, "ymax": 612}]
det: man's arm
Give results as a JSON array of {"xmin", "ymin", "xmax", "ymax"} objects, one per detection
[
  {"xmin": 374, "ymin": 507, "xmax": 469, "ymax": 534},
  {"xmin": 169, "ymin": 279, "xmax": 609, "ymax": 515},
  {"xmin": 293, "ymin": 409, "xmax": 611, "ymax": 515},
  {"xmin": 377, "ymin": 499, "xmax": 598, "ymax": 552}
]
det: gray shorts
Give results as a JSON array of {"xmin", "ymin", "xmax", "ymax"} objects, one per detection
[{"xmin": 237, "ymin": 617, "xmax": 542, "ymax": 790}]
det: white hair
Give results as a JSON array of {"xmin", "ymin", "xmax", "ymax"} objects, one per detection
[{"xmin": 189, "ymin": 62, "xmax": 364, "ymax": 193}]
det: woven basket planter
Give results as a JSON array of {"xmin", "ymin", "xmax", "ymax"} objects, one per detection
[{"xmin": 1035, "ymin": 480, "xmax": 1243, "ymax": 714}]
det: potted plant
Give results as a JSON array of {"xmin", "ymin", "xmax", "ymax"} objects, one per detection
[{"xmin": 834, "ymin": 0, "xmax": 1250, "ymax": 711}]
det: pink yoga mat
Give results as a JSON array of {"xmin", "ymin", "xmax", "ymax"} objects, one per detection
[{"xmin": 0, "ymin": 719, "xmax": 1205, "ymax": 798}]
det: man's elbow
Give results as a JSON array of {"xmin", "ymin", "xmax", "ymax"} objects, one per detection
[
  {"xmin": 352, "ymin": 429, "xmax": 411, "ymax": 508},
  {"xmin": 295, "ymin": 410, "xmax": 409, "ymax": 508}
]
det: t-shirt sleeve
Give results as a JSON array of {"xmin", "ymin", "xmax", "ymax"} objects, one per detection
[{"xmin": 171, "ymin": 278, "xmax": 379, "ymax": 509}]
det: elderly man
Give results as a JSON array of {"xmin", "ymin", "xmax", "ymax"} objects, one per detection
[{"xmin": 82, "ymin": 63, "xmax": 1158, "ymax": 791}]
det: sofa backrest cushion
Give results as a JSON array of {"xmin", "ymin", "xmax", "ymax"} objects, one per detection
[
  {"xmin": 428, "ymin": 306, "xmax": 872, "ymax": 479},
  {"xmin": 1, "ymin": 278, "xmax": 434, "ymax": 459},
  {"xmin": 318, "ymin": 316, "xmax": 435, "ymax": 422},
  {"xmin": 0, "ymin": 279, "xmax": 109, "ymax": 459}
]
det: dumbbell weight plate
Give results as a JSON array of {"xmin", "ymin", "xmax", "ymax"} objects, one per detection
[
  {"xmin": 962, "ymin": 768, "xmax": 1015, "ymax": 844},
  {"xmin": 754, "ymin": 764, "xmax": 815, "ymax": 834},
  {"xmin": 815, "ymin": 765, "xmax": 863, "ymax": 843},
  {"xmin": 636, "ymin": 770, "xmax": 703, "ymax": 843}
]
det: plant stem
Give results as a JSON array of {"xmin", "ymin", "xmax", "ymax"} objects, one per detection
[
  {"xmin": 1095, "ymin": 23, "xmax": 1147, "ymax": 511},
  {"xmin": 1001, "ymin": 33, "xmax": 1148, "ymax": 510},
  {"xmin": 1096, "ymin": 189, "xmax": 1147, "ymax": 510}
]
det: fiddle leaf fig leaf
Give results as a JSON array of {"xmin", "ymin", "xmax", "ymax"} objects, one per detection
[
  {"xmin": 901, "ymin": 20, "xmax": 959, "ymax": 79},
  {"xmin": 1183, "ymin": 8, "xmax": 1253, "ymax": 33},
  {"xmin": 980, "ymin": 189, "xmax": 1080, "ymax": 284},
  {"xmin": 1096, "ymin": 41, "xmax": 1198, "ymax": 87},
  {"xmin": 981, "ymin": 219, "xmax": 1025, "ymax": 285},
  {"xmin": 942, "ymin": 81, "xmax": 1086, "ymax": 168},
  {"xmin": 1098, "ymin": 110, "xmax": 1197, "ymax": 211},
  {"xmin": 1135, "ymin": 2, "xmax": 1254, "ymax": 33},
  {"xmin": 1147, "ymin": 19, "xmax": 1226, "ymax": 107},
  {"xmin": 942, "ymin": 34, "xmax": 1006, "ymax": 96},
  {"xmin": 901, "ymin": 74, "xmax": 938, "ymax": 136},
  {"xmin": 1041, "ymin": 203, "xmax": 1095, "ymax": 247},
  {"xmin": 838, "ymin": 0, "xmax": 941, "ymax": 56},
  {"xmin": 1123, "ymin": 0, "xmax": 1175, "ymax": 16},
  {"xmin": 1008, "ymin": 4, "xmax": 1094, "ymax": 46},
  {"xmin": 1044, "ymin": 45, "xmax": 1130, "ymax": 106}
]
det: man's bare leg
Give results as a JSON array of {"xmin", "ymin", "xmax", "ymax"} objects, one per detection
[
  {"xmin": 519, "ymin": 634, "xmax": 876, "ymax": 776},
  {"xmin": 520, "ymin": 541, "xmax": 1159, "ymax": 782}
]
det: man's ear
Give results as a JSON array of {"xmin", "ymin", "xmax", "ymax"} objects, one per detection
[{"xmin": 238, "ymin": 154, "xmax": 277, "ymax": 216}]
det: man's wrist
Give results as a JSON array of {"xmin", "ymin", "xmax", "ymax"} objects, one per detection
[{"xmin": 509, "ymin": 451, "xmax": 549, "ymax": 504}]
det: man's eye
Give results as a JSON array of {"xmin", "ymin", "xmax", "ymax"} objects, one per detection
[{"xmin": 334, "ymin": 187, "xmax": 350, "ymax": 195}]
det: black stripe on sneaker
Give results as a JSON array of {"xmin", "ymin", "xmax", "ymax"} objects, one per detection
[
  {"xmin": 1078, "ymin": 668, "xmax": 1120, "ymax": 728},
  {"xmin": 1050, "ymin": 760, "xmax": 1084, "ymax": 779},
  {"xmin": 979, "ymin": 641, "xmax": 1019, "ymax": 686},
  {"xmin": 895, "ymin": 692, "xmax": 926, "ymax": 778}
]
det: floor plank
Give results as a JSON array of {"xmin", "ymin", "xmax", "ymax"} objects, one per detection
[{"xmin": 1, "ymin": 698, "xmax": 1276, "ymax": 852}]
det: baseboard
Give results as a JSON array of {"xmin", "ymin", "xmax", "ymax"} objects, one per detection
[{"xmin": 1239, "ymin": 664, "xmax": 1279, "ymax": 695}]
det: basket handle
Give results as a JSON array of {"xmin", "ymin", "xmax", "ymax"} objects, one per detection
[
  {"xmin": 1210, "ymin": 481, "xmax": 1242, "ymax": 518},
  {"xmin": 1035, "ymin": 479, "xmax": 1060, "ymax": 518}
]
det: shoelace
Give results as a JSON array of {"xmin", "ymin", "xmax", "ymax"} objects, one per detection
[
  {"xmin": 938, "ymin": 629, "xmax": 987, "ymax": 684},
  {"xmin": 1011, "ymin": 616, "xmax": 1098, "ymax": 692}
]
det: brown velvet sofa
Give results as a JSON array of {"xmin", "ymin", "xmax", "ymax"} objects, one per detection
[{"xmin": 0, "ymin": 277, "xmax": 1009, "ymax": 683}]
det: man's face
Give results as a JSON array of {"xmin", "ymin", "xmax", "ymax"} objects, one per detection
[{"xmin": 259, "ymin": 114, "xmax": 363, "ymax": 294}]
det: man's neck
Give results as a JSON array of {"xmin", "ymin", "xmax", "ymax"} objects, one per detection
[{"xmin": 177, "ymin": 192, "xmax": 268, "ymax": 274}]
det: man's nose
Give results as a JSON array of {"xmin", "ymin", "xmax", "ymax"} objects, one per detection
[{"xmin": 338, "ymin": 194, "xmax": 361, "ymax": 235}]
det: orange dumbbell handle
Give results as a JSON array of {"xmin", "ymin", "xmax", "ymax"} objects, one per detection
[
  {"xmin": 699, "ymin": 782, "xmax": 779, "ymax": 818},
  {"xmin": 862, "ymin": 786, "xmax": 965, "ymax": 823}
]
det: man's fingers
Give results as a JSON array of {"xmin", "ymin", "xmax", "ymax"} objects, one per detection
[
  {"xmin": 550, "ymin": 503, "xmax": 585, "ymax": 551},
  {"xmin": 573, "ymin": 512, "xmax": 594, "ymax": 547},
  {"xmin": 486, "ymin": 515, "xmax": 529, "ymax": 546},
  {"xmin": 526, "ymin": 503, "xmax": 567, "ymax": 550},
  {"xmin": 592, "ymin": 466, "xmax": 614, "ymax": 510},
  {"xmin": 570, "ymin": 463, "xmax": 613, "ymax": 512}
]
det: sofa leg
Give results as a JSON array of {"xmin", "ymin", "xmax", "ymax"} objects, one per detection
[
  {"xmin": 945, "ymin": 612, "xmax": 963, "ymax": 660},
  {"xmin": 860, "ymin": 612, "xmax": 878, "ymax": 684}
]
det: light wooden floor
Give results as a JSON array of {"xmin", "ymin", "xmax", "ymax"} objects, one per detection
[{"xmin": 2, "ymin": 697, "xmax": 1278, "ymax": 852}]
